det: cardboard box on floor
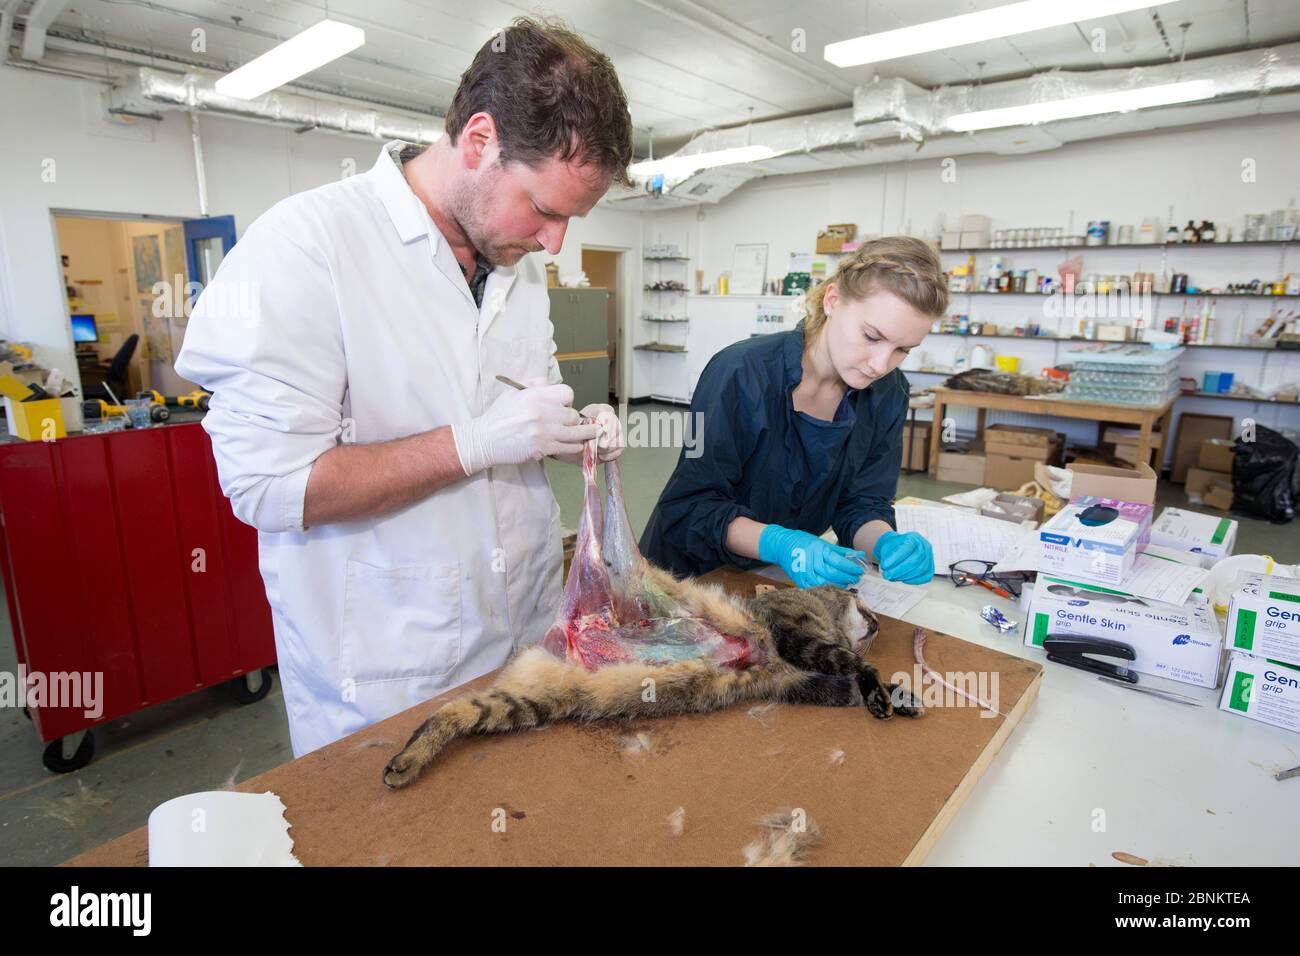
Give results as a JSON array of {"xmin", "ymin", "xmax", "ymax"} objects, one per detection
[
  {"xmin": 901, "ymin": 421, "xmax": 931, "ymax": 471},
  {"xmin": 1185, "ymin": 466, "xmax": 1230, "ymax": 497},
  {"xmin": 1204, "ymin": 481, "xmax": 1234, "ymax": 511},
  {"xmin": 61, "ymin": 568, "xmax": 1043, "ymax": 867},
  {"xmin": 985, "ymin": 451, "xmax": 1052, "ymax": 491},
  {"xmin": 1172, "ymin": 413, "xmax": 1233, "ymax": 483},
  {"xmin": 984, "ymin": 425, "xmax": 1063, "ymax": 490},
  {"xmin": 1198, "ymin": 437, "xmax": 1236, "ymax": 474},
  {"xmin": 936, "ymin": 440, "xmax": 986, "ymax": 484}
]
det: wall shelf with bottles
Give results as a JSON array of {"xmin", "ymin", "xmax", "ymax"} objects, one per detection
[
  {"xmin": 938, "ymin": 240, "xmax": 1295, "ymax": 254},
  {"xmin": 947, "ymin": 290, "xmax": 1299, "ymax": 299},
  {"xmin": 919, "ymin": 331, "xmax": 1287, "ymax": 351}
]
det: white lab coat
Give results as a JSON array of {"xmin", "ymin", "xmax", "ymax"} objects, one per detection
[{"xmin": 175, "ymin": 142, "xmax": 564, "ymax": 757}]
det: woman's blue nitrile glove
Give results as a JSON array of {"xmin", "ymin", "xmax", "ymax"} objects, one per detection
[
  {"xmin": 873, "ymin": 531, "xmax": 935, "ymax": 585},
  {"xmin": 758, "ymin": 525, "xmax": 866, "ymax": 589}
]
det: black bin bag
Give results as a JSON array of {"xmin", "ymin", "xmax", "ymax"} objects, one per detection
[{"xmin": 1232, "ymin": 425, "xmax": 1298, "ymax": 524}]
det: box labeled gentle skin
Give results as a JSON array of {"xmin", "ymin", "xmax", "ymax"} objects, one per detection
[
  {"xmin": 1148, "ymin": 507, "xmax": 1238, "ymax": 569},
  {"xmin": 1025, "ymin": 577, "xmax": 1223, "ymax": 688},
  {"xmin": 1219, "ymin": 652, "xmax": 1300, "ymax": 734},
  {"xmin": 1037, "ymin": 497, "xmax": 1153, "ymax": 586},
  {"xmin": 1226, "ymin": 573, "xmax": 1300, "ymax": 667}
]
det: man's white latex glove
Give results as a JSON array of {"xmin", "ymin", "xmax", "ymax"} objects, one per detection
[
  {"xmin": 582, "ymin": 403, "xmax": 624, "ymax": 463},
  {"xmin": 452, "ymin": 381, "xmax": 599, "ymax": 476}
]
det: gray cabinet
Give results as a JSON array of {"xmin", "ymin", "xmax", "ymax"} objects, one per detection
[
  {"xmin": 560, "ymin": 356, "xmax": 610, "ymax": 411},
  {"xmin": 550, "ymin": 287, "xmax": 610, "ymax": 408},
  {"xmin": 549, "ymin": 288, "xmax": 608, "ymax": 354}
]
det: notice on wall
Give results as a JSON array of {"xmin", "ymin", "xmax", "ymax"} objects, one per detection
[{"xmin": 730, "ymin": 243, "xmax": 768, "ymax": 295}]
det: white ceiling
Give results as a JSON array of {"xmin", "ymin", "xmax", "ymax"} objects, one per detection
[{"xmin": 22, "ymin": 0, "xmax": 1300, "ymax": 153}]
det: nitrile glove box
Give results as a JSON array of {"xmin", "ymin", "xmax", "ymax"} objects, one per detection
[
  {"xmin": 1036, "ymin": 496, "xmax": 1153, "ymax": 587},
  {"xmin": 1226, "ymin": 573, "xmax": 1300, "ymax": 667},
  {"xmin": 1147, "ymin": 507, "xmax": 1238, "ymax": 569},
  {"xmin": 1024, "ymin": 577, "xmax": 1224, "ymax": 687},
  {"xmin": 1220, "ymin": 652, "xmax": 1300, "ymax": 734}
]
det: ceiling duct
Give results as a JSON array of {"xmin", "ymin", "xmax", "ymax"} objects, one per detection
[
  {"xmin": 611, "ymin": 44, "xmax": 1300, "ymax": 210},
  {"xmin": 110, "ymin": 66, "xmax": 443, "ymax": 144}
]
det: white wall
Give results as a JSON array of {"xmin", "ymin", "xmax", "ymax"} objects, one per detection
[{"xmin": 0, "ymin": 65, "xmax": 643, "ymax": 396}]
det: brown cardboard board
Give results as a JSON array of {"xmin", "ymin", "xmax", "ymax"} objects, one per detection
[
  {"xmin": 1185, "ymin": 466, "xmax": 1230, "ymax": 497},
  {"xmin": 1068, "ymin": 461, "xmax": 1156, "ymax": 504},
  {"xmin": 1172, "ymin": 413, "xmax": 1233, "ymax": 483},
  {"xmin": 62, "ymin": 569, "xmax": 1042, "ymax": 868},
  {"xmin": 1198, "ymin": 438, "xmax": 1235, "ymax": 474}
]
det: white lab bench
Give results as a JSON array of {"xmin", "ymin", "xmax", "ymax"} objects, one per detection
[{"xmin": 756, "ymin": 563, "xmax": 1300, "ymax": 866}]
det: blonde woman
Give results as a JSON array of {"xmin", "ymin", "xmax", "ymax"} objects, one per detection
[{"xmin": 640, "ymin": 237, "xmax": 949, "ymax": 588}]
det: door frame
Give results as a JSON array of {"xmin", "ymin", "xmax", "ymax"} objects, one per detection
[{"xmin": 579, "ymin": 244, "xmax": 630, "ymax": 403}]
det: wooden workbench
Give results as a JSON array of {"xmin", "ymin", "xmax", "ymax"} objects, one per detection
[
  {"xmin": 925, "ymin": 385, "xmax": 1177, "ymax": 476},
  {"xmin": 64, "ymin": 569, "xmax": 1042, "ymax": 867}
]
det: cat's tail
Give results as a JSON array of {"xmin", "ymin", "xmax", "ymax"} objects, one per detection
[{"xmin": 382, "ymin": 646, "xmax": 800, "ymax": 789}]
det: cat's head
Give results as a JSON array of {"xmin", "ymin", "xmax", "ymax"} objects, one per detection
[{"xmin": 810, "ymin": 585, "xmax": 881, "ymax": 648}]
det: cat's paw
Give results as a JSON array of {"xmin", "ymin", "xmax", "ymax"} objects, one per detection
[
  {"xmin": 382, "ymin": 747, "xmax": 424, "ymax": 789},
  {"xmin": 857, "ymin": 671, "xmax": 895, "ymax": 720},
  {"xmin": 887, "ymin": 683, "xmax": 926, "ymax": 718}
]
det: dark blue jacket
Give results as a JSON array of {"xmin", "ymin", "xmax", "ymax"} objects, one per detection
[{"xmin": 639, "ymin": 328, "xmax": 908, "ymax": 578}]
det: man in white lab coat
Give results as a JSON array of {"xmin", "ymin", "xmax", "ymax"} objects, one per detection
[{"xmin": 175, "ymin": 18, "xmax": 634, "ymax": 756}]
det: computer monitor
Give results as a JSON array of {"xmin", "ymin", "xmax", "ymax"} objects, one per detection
[{"xmin": 70, "ymin": 314, "xmax": 98, "ymax": 344}]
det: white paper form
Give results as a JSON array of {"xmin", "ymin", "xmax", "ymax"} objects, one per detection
[
  {"xmin": 895, "ymin": 504, "xmax": 1026, "ymax": 573},
  {"xmin": 992, "ymin": 528, "xmax": 1040, "ymax": 574},
  {"xmin": 851, "ymin": 570, "xmax": 927, "ymax": 619},
  {"xmin": 1111, "ymin": 551, "xmax": 1210, "ymax": 606}
]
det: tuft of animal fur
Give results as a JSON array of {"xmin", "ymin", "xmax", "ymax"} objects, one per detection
[
  {"xmin": 383, "ymin": 572, "xmax": 924, "ymax": 789},
  {"xmin": 741, "ymin": 810, "xmax": 821, "ymax": 866}
]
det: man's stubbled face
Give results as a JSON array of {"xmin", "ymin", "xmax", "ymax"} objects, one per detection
[{"xmin": 450, "ymin": 153, "xmax": 611, "ymax": 267}]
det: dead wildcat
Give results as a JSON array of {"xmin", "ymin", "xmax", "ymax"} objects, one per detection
[{"xmin": 383, "ymin": 446, "xmax": 923, "ymax": 790}]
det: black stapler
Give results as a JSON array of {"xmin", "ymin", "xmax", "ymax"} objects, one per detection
[{"xmin": 1042, "ymin": 634, "xmax": 1138, "ymax": 683}]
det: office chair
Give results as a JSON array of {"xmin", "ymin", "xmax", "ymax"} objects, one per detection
[{"xmin": 81, "ymin": 334, "xmax": 138, "ymax": 401}]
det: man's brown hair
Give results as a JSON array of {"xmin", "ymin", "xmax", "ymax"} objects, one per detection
[{"xmin": 445, "ymin": 17, "xmax": 634, "ymax": 187}]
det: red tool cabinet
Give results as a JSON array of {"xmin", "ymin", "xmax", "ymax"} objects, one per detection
[{"xmin": 0, "ymin": 421, "xmax": 276, "ymax": 771}]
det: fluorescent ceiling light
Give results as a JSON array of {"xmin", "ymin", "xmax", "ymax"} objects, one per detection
[
  {"xmin": 825, "ymin": 0, "xmax": 1180, "ymax": 68},
  {"xmin": 215, "ymin": 20, "xmax": 365, "ymax": 100},
  {"xmin": 946, "ymin": 80, "xmax": 1218, "ymax": 131},
  {"xmin": 630, "ymin": 145, "xmax": 776, "ymax": 180}
]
